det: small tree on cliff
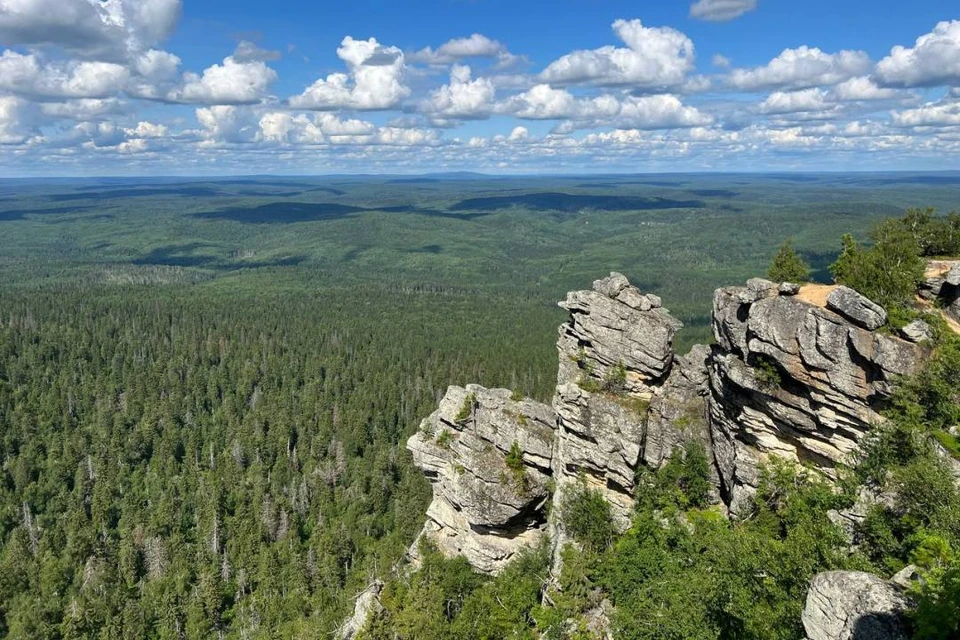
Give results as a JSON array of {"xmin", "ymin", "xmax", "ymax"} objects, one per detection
[{"xmin": 767, "ymin": 239, "xmax": 812, "ymax": 283}]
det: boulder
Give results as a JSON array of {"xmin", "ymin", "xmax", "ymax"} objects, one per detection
[
  {"xmin": 802, "ymin": 571, "xmax": 910, "ymax": 640},
  {"xmin": 779, "ymin": 282, "xmax": 802, "ymax": 295},
  {"xmin": 826, "ymin": 286, "xmax": 887, "ymax": 330},
  {"xmin": 407, "ymin": 384, "xmax": 556, "ymax": 574},
  {"xmin": 900, "ymin": 319, "xmax": 934, "ymax": 343}
]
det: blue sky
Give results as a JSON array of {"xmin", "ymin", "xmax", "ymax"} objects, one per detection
[{"xmin": 0, "ymin": 0, "xmax": 958, "ymax": 175}]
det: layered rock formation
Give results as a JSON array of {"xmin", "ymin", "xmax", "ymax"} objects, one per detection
[
  {"xmin": 407, "ymin": 271, "xmax": 929, "ymax": 568},
  {"xmin": 802, "ymin": 571, "xmax": 911, "ymax": 640},
  {"xmin": 406, "ymin": 384, "xmax": 556, "ymax": 574},
  {"xmin": 709, "ymin": 279, "xmax": 925, "ymax": 515},
  {"xmin": 553, "ymin": 273, "xmax": 690, "ymax": 528}
]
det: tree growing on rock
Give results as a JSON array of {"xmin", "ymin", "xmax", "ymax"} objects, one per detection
[{"xmin": 767, "ymin": 239, "xmax": 812, "ymax": 283}]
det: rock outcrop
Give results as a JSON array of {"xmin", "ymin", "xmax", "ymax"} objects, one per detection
[
  {"xmin": 709, "ymin": 279, "xmax": 925, "ymax": 515},
  {"xmin": 802, "ymin": 571, "xmax": 911, "ymax": 640},
  {"xmin": 553, "ymin": 273, "xmax": 687, "ymax": 529},
  {"xmin": 405, "ymin": 272, "xmax": 929, "ymax": 571},
  {"xmin": 406, "ymin": 384, "xmax": 556, "ymax": 574},
  {"xmin": 338, "ymin": 581, "xmax": 384, "ymax": 640}
]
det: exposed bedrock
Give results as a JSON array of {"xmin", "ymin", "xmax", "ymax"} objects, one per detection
[
  {"xmin": 406, "ymin": 384, "xmax": 556, "ymax": 574},
  {"xmin": 709, "ymin": 278, "xmax": 926, "ymax": 515},
  {"xmin": 553, "ymin": 273, "xmax": 697, "ymax": 529},
  {"xmin": 406, "ymin": 272, "xmax": 930, "ymax": 573},
  {"xmin": 802, "ymin": 571, "xmax": 911, "ymax": 640}
]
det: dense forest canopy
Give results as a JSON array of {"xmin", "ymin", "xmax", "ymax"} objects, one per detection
[{"xmin": 0, "ymin": 175, "xmax": 958, "ymax": 638}]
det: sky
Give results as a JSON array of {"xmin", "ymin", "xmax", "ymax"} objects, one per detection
[{"xmin": 0, "ymin": 0, "xmax": 958, "ymax": 176}]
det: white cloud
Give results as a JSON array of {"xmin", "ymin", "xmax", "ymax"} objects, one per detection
[
  {"xmin": 616, "ymin": 94, "xmax": 713, "ymax": 129},
  {"xmin": 258, "ymin": 112, "xmax": 377, "ymax": 144},
  {"xmin": 169, "ymin": 56, "xmax": 277, "ymax": 105},
  {"xmin": 539, "ymin": 19, "xmax": 695, "ymax": 88},
  {"xmin": 728, "ymin": 46, "xmax": 871, "ymax": 90},
  {"xmin": 41, "ymin": 98, "xmax": 125, "ymax": 119},
  {"xmin": 0, "ymin": 50, "xmax": 130, "ymax": 99},
  {"xmin": 195, "ymin": 105, "xmax": 258, "ymax": 143},
  {"xmin": 125, "ymin": 121, "xmax": 168, "ymax": 138},
  {"xmin": 233, "ymin": 40, "xmax": 282, "ymax": 63},
  {"xmin": 892, "ymin": 101, "xmax": 960, "ymax": 127},
  {"xmin": 502, "ymin": 85, "xmax": 711, "ymax": 130},
  {"xmin": 411, "ymin": 34, "xmax": 502, "ymax": 64},
  {"xmin": 422, "ymin": 65, "xmax": 496, "ymax": 119},
  {"xmin": 690, "ymin": 0, "xmax": 757, "ymax": 22},
  {"xmin": 712, "ymin": 54, "xmax": 732, "ymax": 69},
  {"xmin": 0, "ymin": 95, "xmax": 37, "ymax": 143},
  {"xmin": 759, "ymin": 88, "xmax": 829, "ymax": 114},
  {"xmin": 0, "ymin": 0, "xmax": 181, "ymax": 60},
  {"xmin": 290, "ymin": 36, "xmax": 409, "ymax": 111},
  {"xmin": 875, "ymin": 21, "xmax": 960, "ymax": 88},
  {"xmin": 831, "ymin": 77, "xmax": 899, "ymax": 101}
]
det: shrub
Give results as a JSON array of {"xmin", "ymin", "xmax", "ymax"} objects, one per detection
[
  {"xmin": 455, "ymin": 393, "xmax": 476, "ymax": 424},
  {"xmin": 753, "ymin": 355, "xmax": 782, "ymax": 390},
  {"xmin": 603, "ymin": 360, "xmax": 627, "ymax": 393},
  {"xmin": 560, "ymin": 479, "xmax": 615, "ymax": 552},
  {"xmin": 767, "ymin": 239, "xmax": 812, "ymax": 283}
]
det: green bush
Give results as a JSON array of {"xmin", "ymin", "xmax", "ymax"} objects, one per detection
[
  {"xmin": 560, "ymin": 480, "xmax": 616, "ymax": 552},
  {"xmin": 767, "ymin": 239, "xmax": 812, "ymax": 283}
]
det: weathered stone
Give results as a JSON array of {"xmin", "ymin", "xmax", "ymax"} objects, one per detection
[
  {"xmin": 826, "ymin": 286, "xmax": 887, "ymax": 330},
  {"xmin": 407, "ymin": 384, "xmax": 556, "ymax": 574},
  {"xmin": 802, "ymin": 571, "xmax": 910, "ymax": 640},
  {"xmin": 338, "ymin": 581, "xmax": 383, "ymax": 640},
  {"xmin": 707, "ymin": 284, "xmax": 923, "ymax": 516},
  {"xmin": 900, "ymin": 319, "xmax": 934, "ymax": 343},
  {"xmin": 592, "ymin": 272, "xmax": 630, "ymax": 298},
  {"xmin": 559, "ymin": 279, "xmax": 681, "ymax": 388},
  {"xmin": 947, "ymin": 264, "xmax": 960, "ymax": 286},
  {"xmin": 643, "ymin": 345, "xmax": 712, "ymax": 471},
  {"xmin": 779, "ymin": 282, "xmax": 802, "ymax": 295}
]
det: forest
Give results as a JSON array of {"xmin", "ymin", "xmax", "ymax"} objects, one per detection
[{"xmin": 0, "ymin": 174, "xmax": 959, "ymax": 638}]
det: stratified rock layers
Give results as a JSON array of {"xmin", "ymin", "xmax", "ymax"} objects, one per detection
[
  {"xmin": 709, "ymin": 279, "xmax": 924, "ymax": 515},
  {"xmin": 406, "ymin": 384, "xmax": 556, "ymax": 574},
  {"xmin": 407, "ymin": 272, "xmax": 928, "ymax": 569}
]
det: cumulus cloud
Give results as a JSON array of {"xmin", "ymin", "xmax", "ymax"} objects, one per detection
[
  {"xmin": 0, "ymin": 95, "xmax": 37, "ymax": 143},
  {"xmin": 539, "ymin": 19, "xmax": 695, "ymax": 89},
  {"xmin": 0, "ymin": 0, "xmax": 181, "ymax": 60},
  {"xmin": 169, "ymin": 56, "xmax": 277, "ymax": 105},
  {"xmin": 125, "ymin": 121, "xmax": 168, "ymax": 138},
  {"xmin": 728, "ymin": 46, "xmax": 871, "ymax": 90},
  {"xmin": 422, "ymin": 65, "xmax": 496, "ymax": 119},
  {"xmin": 195, "ymin": 105, "xmax": 258, "ymax": 144},
  {"xmin": 875, "ymin": 21, "xmax": 960, "ymax": 88},
  {"xmin": 258, "ymin": 112, "xmax": 376, "ymax": 144},
  {"xmin": 0, "ymin": 50, "xmax": 130, "ymax": 99},
  {"xmin": 759, "ymin": 88, "xmax": 829, "ymax": 114},
  {"xmin": 290, "ymin": 36, "xmax": 409, "ymax": 111},
  {"xmin": 830, "ymin": 77, "xmax": 899, "ymax": 101},
  {"xmin": 892, "ymin": 100, "xmax": 960, "ymax": 127},
  {"xmin": 233, "ymin": 40, "xmax": 283, "ymax": 63},
  {"xmin": 690, "ymin": 0, "xmax": 757, "ymax": 22},
  {"xmin": 502, "ymin": 85, "xmax": 711, "ymax": 130},
  {"xmin": 411, "ymin": 34, "xmax": 501, "ymax": 63}
]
